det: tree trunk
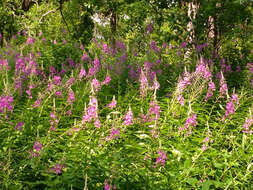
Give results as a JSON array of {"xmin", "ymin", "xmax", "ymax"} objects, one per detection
[
  {"xmin": 184, "ymin": 0, "xmax": 200, "ymax": 62},
  {"xmin": 110, "ymin": 10, "xmax": 117, "ymax": 50},
  {"xmin": 22, "ymin": 0, "xmax": 30, "ymax": 12}
]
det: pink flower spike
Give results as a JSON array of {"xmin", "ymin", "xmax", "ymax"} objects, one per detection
[
  {"xmin": 92, "ymin": 78, "xmax": 100, "ymax": 92},
  {"xmin": 67, "ymin": 90, "xmax": 75, "ymax": 105},
  {"xmin": 123, "ymin": 107, "xmax": 133, "ymax": 126},
  {"xmin": 33, "ymin": 141, "xmax": 42, "ymax": 152},
  {"xmin": 104, "ymin": 180, "xmax": 111, "ymax": 190},
  {"xmin": 79, "ymin": 68, "xmax": 86, "ymax": 80},
  {"xmin": 177, "ymin": 95, "xmax": 184, "ymax": 106},
  {"xmin": 232, "ymin": 93, "xmax": 239, "ymax": 105},
  {"xmin": 94, "ymin": 119, "xmax": 101, "ymax": 128},
  {"xmin": 108, "ymin": 96, "xmax": 117, "ymax": 109},
  {"xmin": 225, "ymin": 101, "xmax": 235, "ymax": 117},
  {"xmin": 102, "ymin": 75, "xmax": 111, "ymax": 85}
]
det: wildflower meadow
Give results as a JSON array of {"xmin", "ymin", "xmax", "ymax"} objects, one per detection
[{"xmin": 0, "ymin": 0, "xmax": 253, "ymax": 189}]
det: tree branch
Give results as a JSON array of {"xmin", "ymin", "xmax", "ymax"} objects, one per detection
[{"xmin": 39, "ymin": 9, "xmax": 57, "ymax": 23}]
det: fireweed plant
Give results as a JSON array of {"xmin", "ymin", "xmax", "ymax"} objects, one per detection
[{"xmin": 0, "ymin": 32, "xmax": 252, "ymax": 190}]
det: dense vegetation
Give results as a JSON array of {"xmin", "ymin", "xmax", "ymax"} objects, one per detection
[{"xmin": 0, "ymin": 0, "xmax": 253, "ymax": 189}]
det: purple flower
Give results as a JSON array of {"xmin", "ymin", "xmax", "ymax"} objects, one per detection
[
  {"xmin": 108, "ymin": 97, "xmax": 117, "ymax": 109},
  {"xmin": 178, "ymin": 76, "xmax": 191, "ymax": 92},
  {"xmin": 94, "ymin": 119, "xmax": 101, "ymax": 128},
  {"xmin": 0, "ymin": 95, "xmax": 14, "ymax": 113},
  {"xmin": 146, "ymin": 23, "xmax": 152, "ymax": 33},
  {"xmin": 15, "ymin": 122, "xmax": 24, "ymax": 131},
  {"xmin": 67, "ymin": 90, "xmax": 75, "ymax": 105},
  {"xmin": 104, "ymin": 180, "xmax": 111, "ymax": 190},
  {"xmin": 123, "ymin": 108, "xmax": 133, "ymax": 126},
  {"xmin": 55, "ymin": 91, "xmax": 62, "ymax": 97},
  {"xmin": 51, "ymin": 164, "xmax": 65, "ymax": 175},
  {"xmin": 49, "ymin": 66, "xmax": 56, "ymax": 76},
  {"xmin": 50, "ymin": 112, "xmax": 57, "ymax": 121},
  {"xmin": 103, "ymin": 44, "xmax": 109, "ymax": 53},
  {"xmin": 93, "ymin": 58, "xmax": 100, "ymax": 70},
  {"xmin": 102, "ymin": 76, "xmax": 111, "ymax": 86},
  {"xmin": 66, "ymin": 77, "xmax": 75, "ymax": 87},
  {"xmin": 177, "ymin": 95, "xmax": 184, "ymax": 106},
  {"xmin": 180, "ymin": 114, "xmax": 197, "ymax": 132},
  {"xmin": 139, "ymin": 69, "xmax": 149, "ymax": 97},
  {"xmin": 33, "ymin": 141, "xmax": 42, "ymax": 152},
  {"xmin": 180, "ymin": 42, "xmax": 187, "ymax": 48},
  {"xmin": 79, "ymin": 68, "xmax": 86, "ymax": 79},
  {"xmin": 219, "ymin": 73, "xmax": 228, "ymax": 97},
  {"xmin": 242, "ymin": 117, "xmax": 253, "ymax": 134},
  {"xmin": 87, "ymin": 67, "xmax": 96, "ymax": 77},
  {"xmin": 195, "ymin": 63, "xmax": 212, "ymax": 79},
  {"xmin": 152, "ymin": 75, "xmax": 160, "ymax": 90},
  {"xmin": 204, "ymin": 81, "xmax": 216, "ymax": 101},
  {"xmin": 26, "ymin": 37, "xmax": 35, "ymax": 45},
  {"xmin": 151, "ymin": 41, "xmax": 159, "ymax": 52},
  {"xmin": 203, "ymin": 137, "xmax": 209, "ymax": 143},
  {"xmin": 154, "ymin": 151, "xmax": 167, "ymax": 167},
  {"xmin": 232, "ymin": 93, "xmax": 239, "ymax": 105},
  {"xmin": 66, "ymin": 109, "xmax": 72, "ymax": 116},
  {"xmin": 148, "ymin": 101, "xmax": 160, "ymax": 121},
  {"xmin": 185, "ymin": 114, "xmax": 197, "ymax": 127},
  {"xmin": 83, "ymin": 97, "xmax": 98, "ymax": 123},
  {"xmin": 32, "ymin": 98, "xmax": 42, "ymax": 108},
  {"xmin": 225, "ymin": 101, "xmax": 235, "ymax": 117},
  {"xmin": 92, "ymin": 78, "xmax": 100, "ymax": 92},
  {"xmin": 109, "ymin": 128, "xmax": 120, "ymax": 139},
  {"xmin": 53, "ymin": 75, "xmax": 62, "ymax": 85}
]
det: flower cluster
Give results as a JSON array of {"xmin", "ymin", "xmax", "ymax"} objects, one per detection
[
  {"xmin": 154, "ymin": 151, "xmax": 167, "ymax": 167},
  {"xmin": 104, "ymin": 180, "xmax": 111, "ymax": 190},
  {"xmin": 179, "ymin": 114, "xmax": 197, "ymax": 135},
  {"xmin": 30, "ymin": 141, "xmax": 42, "ymax": 158},
  {"xmin": 50, "ymin": 112, "xmax": 59, "ymax": 131},
  {"xmin": 92, "ymin": 78, "xmax": 101, "ymax": 92},
  {"xmin": 109, "ymin": 128, "xmax": 120, "ymax": 140},
  {"xmin": 242, "ymin": 117, "xmax": 253, "ymax": 134},
  {"xmin": 202, "ymin": 137, "xmax": 209, "ymax": 151},
  {"xmin": 15, "ymin": 122, "xmax": 24, "ymax": 131},
  {"xmin": 67, "ymin": 90, "xmax": 75, "ymax": 105},
  {"xmin": 232, "ymin": 93, "xmax": 239, "ymax": 105},
  {"xmin": 219, "ymin": 73, "xmax": 228, "ymax": 98},
  {"xmin": 107, "ymin": 96, "xmax": 117, "ymax": 109},
  {"xmin": 87, "ymin": 58, "xmax": 100, "ymax": 77},
  {"xmin": 83, "ymin": 97, "xmax": 98, "ymax": 122},
  {"xmin": 0, "ymin": 95, "xmax": 14, "ymax": 113},
  {"xmin": 66, "ymin": 77, "xmax": 75, "ymax": 87},
  {"xmin": 102, "ymin": 75, "xmax": 111, "ymax": 86},
  {"xmin": 147, "ymin": 101, "xmax": 160, "ymax": 121},
  {"xmin": 177, "ymin": 94, "xmax": 185, "ymax": 106},
  {"xmin": 225, "ymin": 101, "xmax": 235, "ymax": 117},
  {"xmin": 123, "ymin": 108, "xmax": 133, "ymax": 126},
  {"xmin": 79, "ymin": 68, "xmax": 86, "ymax": 79},
  {"xmin": 139, "ymin": 69, "xmax": 149, "ymax": 97},
  {"xmin": 53, "ymin": 75, "xmax": 62, "ymax": 86},
  {"xmin": 0, "ymin": 59, "xmax": 9, "ymax": 71},
  {"xmin": 195, "ymin": 63, "xmax": 212, "ymax": 79},
  {"xmin": 50, "ymin": 164, "xmax": 65, "ymax": 175},
  {"xmin": 83, "ymin": 96, "xmax": 101, "ymax": 128},
  {"xmin": 204, "ymin": 81, "xmax": 216, "ymax": 101}
]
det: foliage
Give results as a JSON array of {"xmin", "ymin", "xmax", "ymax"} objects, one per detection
[{"xmin": 0, "ymin": 0, "xmax": 253, "ymax": 189}]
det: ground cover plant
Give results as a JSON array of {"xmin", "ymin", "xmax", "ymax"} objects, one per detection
[{"xmin": 0, "ymin": 0, "xmax": 253, "ymax": 189}]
